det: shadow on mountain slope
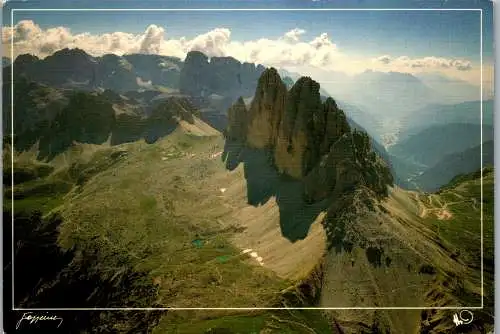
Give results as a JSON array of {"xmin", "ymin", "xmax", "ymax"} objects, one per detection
[
  {"xmin": 3, "ymin": 209, "xmax": 163, "ymax": 333},
  {"xmin": 222, "ymin": 139, "xmax": 331, "ymax": 242},
  {"xmin": 35, "ymin": 93, "xmax": 189, "ymax": 160}
]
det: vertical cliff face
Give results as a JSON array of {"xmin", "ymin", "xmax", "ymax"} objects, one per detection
[
  {"xmin": 274, "ymin": 77, "xmax": 327, "ymax": 179},
  {"xmin": 226, "ymin": 67, "xmax": 393, "ymax": 201},
  {"xmin": 179, "ymin": 51, "xmax": 210, "ymax": 97},
  {"xmin": 321, "ymin": 98, "xmax": 351, "ymax": 154},
  {"xmin": 179, "ymin": 51, "xmax": 265, "ymax": 99},
  {"xmin": 245, "ymin": 68, "xmax": 287, "ymax": 149}
]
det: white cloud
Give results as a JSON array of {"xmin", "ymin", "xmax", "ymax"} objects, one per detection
[
  {"xmin": 310, "ymin": 32, "xmax": 334, "ymax": 49},
  {"xmin": 2, "ymin": 21, "xmax": 340, "ymax": 69},
  {"xmin": 375, "ymin": 55, "xmax": 392, "ymax": 65},
  {"xmin": 186, "ymin": 28, "xmax": 231, "ymax": 57},
  {"xmin": 139, "ymin": 24, "xmax": 165, "ymax": 54},
  {"xmin": 4, "ymin": 20, "xmax": 144, "ymax": 57},
  {"xmin": 227, "ymin": 30, "xmax": 338, "ymax": 68},
  {"xmin": 2, "ymin": 20, "xmax": 486, "ymax": 90},
  {"xmin": 283, "ymin": 28, "xmax": 306, "ymax": 43}
]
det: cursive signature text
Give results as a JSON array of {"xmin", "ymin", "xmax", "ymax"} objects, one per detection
[{"xmin": 16, "ymin": 312, "xmax": 63, "ymax": 329}]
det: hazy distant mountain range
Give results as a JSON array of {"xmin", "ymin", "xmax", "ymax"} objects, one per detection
[
  {"xmin": 397, "ymin": 99, "xmax": 494, "ymax": 141},
  {"xmin": 389, "ymin": 122, "xmax": 494, "ymax": 191},
  {"xmin": 415, "ymin": 140, "xmax": 494, "ymax": 192},
  {"xmin": 341, "ymin": 70, "xmax": 437, "ymax": 116},
  {"xmin": 414, "ymin": 72, "xmax": 482, "ymax": 103},
  {"xmin": 390, "ymin": 123, "xmax": 493, "ymax": 167}
]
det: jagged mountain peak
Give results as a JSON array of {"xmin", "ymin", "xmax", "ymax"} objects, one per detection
[
  {"xmin": 258, "ymin": 67, "xmax": 281, "ymax": 80},
  {"xmin": 253, "ymin": 68, "xmax": 287, "ymax": 99},
  {"xmin": 291, "ymin": 75, "xmax": 320, "ymax": 89},
  {"xmin": 13, "ymin": 53, "xmax": 40, "ymax": 65},
  {"xmin": 323, "ymin": 96, "xmax": 338, "ymax": 109},
  {"xmin": 185, "ymin": 50, "xmax": 209, "ymax": 62},
  {"xmin": 51, "ymin": 47, "xmax": 92, "ymax": 58},
  {"xmin": 253, "ymin": 67, "xmax": 287, "ymax": 101},
  {"xmin": 227, "ymin": 70, "xmax": 393, "ymax": 202}
]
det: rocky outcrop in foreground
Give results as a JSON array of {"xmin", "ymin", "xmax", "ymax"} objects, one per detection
[{"xmin": 226, "ymin": 68, "xmax": 393, "ymax": 202}]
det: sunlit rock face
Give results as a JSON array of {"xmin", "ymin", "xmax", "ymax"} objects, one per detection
[
  {"xmin": 226, "ymin": 67, "xmax": 393, "ymax": 202},
  {"xmin": 246, "ymin": 68, "xmax": 287, "ymax": 149}
]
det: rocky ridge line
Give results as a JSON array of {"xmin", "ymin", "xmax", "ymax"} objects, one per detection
[{"xmin": 226, "ymin": 67, "xmax": 393, "ymax": 202}]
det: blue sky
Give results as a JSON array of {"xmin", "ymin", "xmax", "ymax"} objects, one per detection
[
  {"xmin": 6, "ymin": 10, "xmax": 487, "ymax": 59},
  {"xmin": 1, "ymin": 0, "xmax": 493, "ymax": 88},
  {"xmin": 3, "ymin": 0, "xmax": 493, "ymax": 59}
]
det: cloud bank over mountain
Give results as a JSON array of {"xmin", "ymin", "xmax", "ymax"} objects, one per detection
[
  {"xmin": 2, "ymin": 19, "xmax": 489, "ymax": 92},
  {"xmin": 373, "ymin": 55, "xmax": 472, "ymax": 71}
]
